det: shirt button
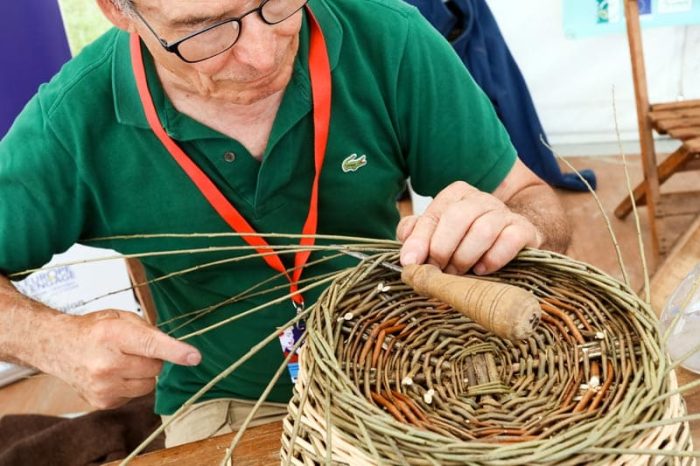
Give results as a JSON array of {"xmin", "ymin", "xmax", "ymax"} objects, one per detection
[{"xmin": 223, "ymin": 151, "xmax": 236, "ymax": 163}]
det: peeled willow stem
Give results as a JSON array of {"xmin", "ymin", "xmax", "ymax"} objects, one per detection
[
  {"xmin": 165, "ymin": 267, "xmax": 342, "ymax": 336},
  {"xmin": 11, "ymin": 235, "xmax": 399, "ymax": 279},
  {"xmin": 551, "ymin": 146, "xmax": 630, "ymax": 290},
  {"xmin": 159, "ymin": 252, "xmax": 345, "ymax": 330},
  {"xmin": 177, "ymin": 272, "xmax": 338, "ymax": 341}
]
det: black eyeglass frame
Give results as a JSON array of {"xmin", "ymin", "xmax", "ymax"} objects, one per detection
[{"xmin": 132, "ymin": 0, "xmax": 308, "ymax": 63}]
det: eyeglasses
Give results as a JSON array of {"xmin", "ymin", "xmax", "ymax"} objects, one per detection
[{"xmin": 132, "ymin": 0, "xmax": 308, "ymax": 63}]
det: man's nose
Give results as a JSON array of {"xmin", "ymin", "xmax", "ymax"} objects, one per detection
[{"xmin": 231, "ymin": 14, "xmax": 277, "ymax": 71}]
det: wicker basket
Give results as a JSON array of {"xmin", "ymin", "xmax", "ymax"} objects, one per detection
[{"xmin": 280, "ymin": 249, "xmax": 695, "ymax": 465}]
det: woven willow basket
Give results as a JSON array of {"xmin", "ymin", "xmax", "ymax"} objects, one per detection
[{"xmin": 280, "ymin": 249, "xmax": 694, "ymax": 465}]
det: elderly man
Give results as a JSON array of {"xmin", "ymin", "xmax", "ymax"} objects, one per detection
[{"xmin": 0, "ymin": 0, "xmax": 569, "ymax": 447}]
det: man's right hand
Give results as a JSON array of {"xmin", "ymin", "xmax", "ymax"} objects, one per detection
[{"xmin": 55, "ymin": 309, "xmax": 201, "ymax": 410}]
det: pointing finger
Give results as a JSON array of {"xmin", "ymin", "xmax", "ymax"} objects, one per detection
[{"xmin": 120, "ymin": 325, "xmax": 201, "ymax": 367}]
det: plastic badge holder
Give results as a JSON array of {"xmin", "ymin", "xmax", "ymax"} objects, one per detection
[{"xmin": 659, "ymin": 263, "xmax": 700, "ymax": 374}]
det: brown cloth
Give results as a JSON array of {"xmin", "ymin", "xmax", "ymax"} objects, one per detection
[{"xmin": 0, "ymin": 395, "xmax": 164, "ymax": 466}]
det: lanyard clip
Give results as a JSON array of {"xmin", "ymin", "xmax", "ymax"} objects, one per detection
[{"xmin": 292, "ymin": 297, "xmax": 305, "ymax": 313}]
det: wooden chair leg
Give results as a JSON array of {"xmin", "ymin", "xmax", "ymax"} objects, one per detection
[
  {"xmin": 623, "ymin": 0, "xmax": 661, "ymax": 259},
  {"xmin": 614, "ymin": 147, "xmax": 692, "ymax": 219}
]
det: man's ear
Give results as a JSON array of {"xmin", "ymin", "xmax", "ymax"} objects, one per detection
[{"xmin": 96, "ymin": 0, "xmax": 134, "ymax": 31}]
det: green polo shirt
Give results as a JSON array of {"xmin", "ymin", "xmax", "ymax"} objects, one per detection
[{"xmin": 0, "ymin": 0, "xmax": 516, "ymax": 414}]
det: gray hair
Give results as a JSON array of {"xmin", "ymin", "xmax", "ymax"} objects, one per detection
[{"xmin": 112, "ymin": 0, "xmax": 134, "ymax": 12}]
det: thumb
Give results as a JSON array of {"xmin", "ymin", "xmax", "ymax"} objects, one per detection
[{"xmin": 121, "ymin": 324, "xmax": 201, "ymax": 366}]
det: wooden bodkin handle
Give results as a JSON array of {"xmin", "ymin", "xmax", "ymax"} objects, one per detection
[{"xmin": 401, "ymin": 264, "xmax": 541, "ymax": 341}]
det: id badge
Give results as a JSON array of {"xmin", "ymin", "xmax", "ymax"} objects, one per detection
[{"xmin": 278, "ymin": 319, "xmax": 306, "ymax": 383}]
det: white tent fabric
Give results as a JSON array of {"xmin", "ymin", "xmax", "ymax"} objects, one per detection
[{"xmin": 488, "ymin": 0, "xmax": 700, "ymax": 148}]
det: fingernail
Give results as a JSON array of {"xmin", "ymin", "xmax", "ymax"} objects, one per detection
[
  {"xmin": 186, "ymin": 352, "xmax": 201, "ymax": 366},
  {"xmin": 473, "ymin": 264, "xmax": 486, "ymax": 275},
  {"xmin": 401, "ymin": 252, "xmax": 418, "ymax": 265}
]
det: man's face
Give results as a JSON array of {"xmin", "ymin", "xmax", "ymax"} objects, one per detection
[{"xmin": 129, "ymin": 0, "xmax": 303, "ymax": 102}]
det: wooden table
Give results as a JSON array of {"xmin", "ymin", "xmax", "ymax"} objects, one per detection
[
  {"xmin": 650, "ymin": 215, "xmax": 700, "ymax": 450},
  {"xmin": 103, "ymin": 422, "xmax": 282, "ymax": 465}
]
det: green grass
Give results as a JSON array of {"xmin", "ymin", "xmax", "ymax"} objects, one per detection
[{"xmin": 58, "ymin": 0, "xmax": 113, "ymax": 55}]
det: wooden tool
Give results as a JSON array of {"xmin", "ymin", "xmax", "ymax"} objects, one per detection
[{"xmin": 342, "ymin": 250, "xmax": 541, "ymax": 341}]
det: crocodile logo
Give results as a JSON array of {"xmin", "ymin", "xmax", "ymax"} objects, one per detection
[{"xmin": 341, "ymin": 153, "xmax": 368, "ymax": 173}]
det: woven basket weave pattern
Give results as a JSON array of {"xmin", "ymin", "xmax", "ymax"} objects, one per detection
[{"xmin": 281, "ymin": 250, "xmax": 694, "ymax": 465}]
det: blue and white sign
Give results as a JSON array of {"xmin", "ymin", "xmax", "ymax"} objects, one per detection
[{"xmin": 563, "ymin": 0, "xmax": 700, "ymax": 38}]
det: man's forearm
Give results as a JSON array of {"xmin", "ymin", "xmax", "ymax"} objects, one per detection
[
  {"xmin": 0, "ymin": 274, "xmax": 67, "ymax": 372},
  {"xmin": 1, "ymin": 274, "xmax": 202, "ymax": 409},
  {"xmin": 506, "ymin": 184, "xmax": 571, "ymax": 254}
]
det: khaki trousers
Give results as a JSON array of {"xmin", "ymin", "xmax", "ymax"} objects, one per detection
[{"xmin": 161, "ymin": 398, "xmax": 288, "ymax": 448}]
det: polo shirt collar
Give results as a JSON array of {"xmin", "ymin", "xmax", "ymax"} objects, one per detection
[{"xmin": 112, "ymin": 0, "xmax": 342, "ymax": 133}]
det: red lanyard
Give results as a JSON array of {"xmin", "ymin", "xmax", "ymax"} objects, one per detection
[{"xmin": 130, "ymin": 8, "xmax": 331, "ymax": 308}]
